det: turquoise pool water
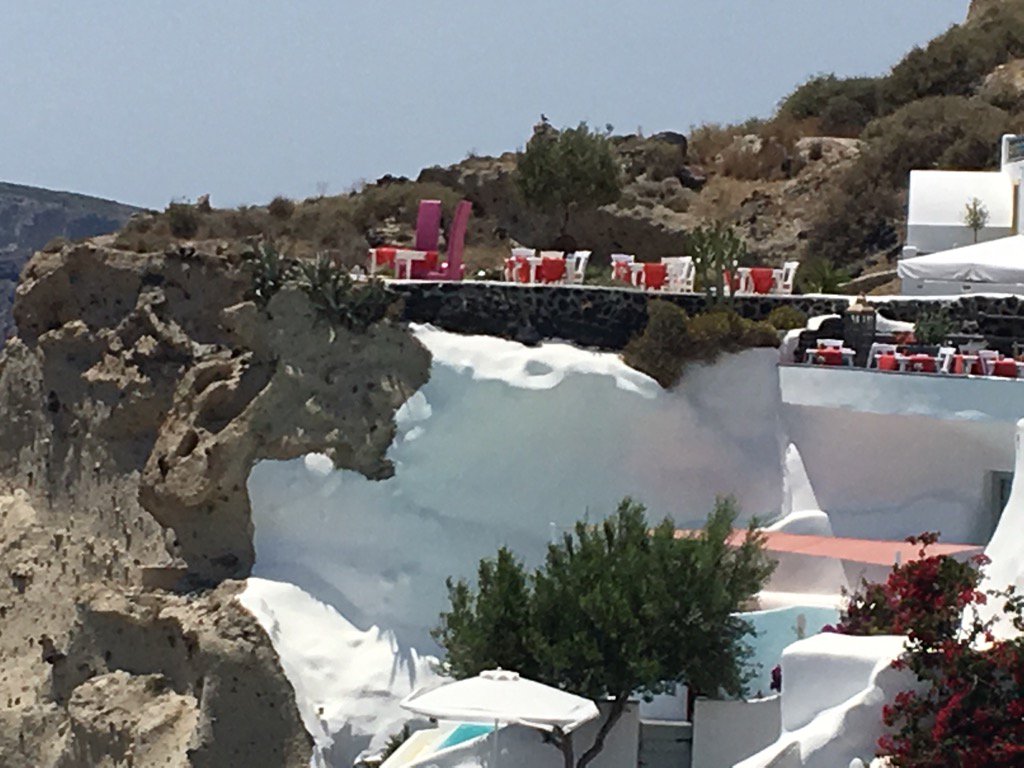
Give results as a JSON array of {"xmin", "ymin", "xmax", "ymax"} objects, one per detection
[
  {"xmin": 739, "ymin": 604, "xmax": 841, "ymax": 697},
  {"xmin": 437, "ymin": 723, "xmax": 495, "ymax": 750}
]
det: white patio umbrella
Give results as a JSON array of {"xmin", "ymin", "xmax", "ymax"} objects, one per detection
[{"xmin": 400, "ymin": 669, "xmax": 599, "ymax": 766}]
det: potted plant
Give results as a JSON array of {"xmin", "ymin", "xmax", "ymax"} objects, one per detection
[{"xmin": 912, "ymin": 309, "xmax": 952, "ymax": 355}]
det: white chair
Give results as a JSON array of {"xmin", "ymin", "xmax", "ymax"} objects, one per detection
[
  {"xmin": 507, "ymin": 247, "xmax": 534, "ymax": 281},
  {"xmin": 936, "ymin": 346, "xmax": 957, "ymax": 374},
  {"xmin": 818, "ymin": 339, "xmax": 844, "ymax": 350},
  {"xmin": 566, "ymin": 251, "xmax": 591, "ymax": 285},
  {"xmin": 662, "ymin": 257, "xmax": 695, "ymax": 292},
  {"xmin": 610, "ymin": 253, "xmax": 634, "ymax": 281},
  {"xmin": 868, "ymin": 342, "xmax": 898, "ymax": 368},
  {"xmin": 977, "ymin": 349, "xmax": 1000, "ymax": 376},
  {"xmin": 776, "ymin": 261, "xmax": 800, "ymax": 295},
  {"xmin": 734, "ymin": 268, "xmax": 755, "ymax": 296}
]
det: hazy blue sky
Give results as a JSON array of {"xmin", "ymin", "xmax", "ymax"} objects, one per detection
[{"xmin": 2, "ymin": 1, "xmax": 968, "ymax": 209}]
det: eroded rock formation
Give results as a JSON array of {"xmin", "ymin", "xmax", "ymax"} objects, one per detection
[{"xmin": 0, "ymin": 238, "xmax": 431, "ymax": 766}]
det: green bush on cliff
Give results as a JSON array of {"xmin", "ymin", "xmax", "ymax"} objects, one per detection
[
  {"xmin": 296, "ymin": 253, "xmax": 393, "ymax": 331},
  {"xmin": 514, "ymin": 120, "xmax": 622, "ymax": 237},
  {"xmin": 881, "ymin": 2, "xmax": 1024, "ymax": 111},
  {"xmin": 767, "ymin": 305, "xmax": 808, "ymax": 332},
  {"xmin": 806, "ymin": 96, "xmax": 1011, "ymax": 263},
  {"xmin": 243, "ymin": 241, "xmax": 294, "ymax": 307},
  {"xmin": 623, "ymin": 301, "xmax": 779, "ymax": 388},
  {"xmin": 779, "ymin": 74, "xmax": 882, "ymax": 136}
]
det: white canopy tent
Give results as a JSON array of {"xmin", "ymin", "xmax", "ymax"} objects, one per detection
[
  {"xmin": 898, "ymin": 235, "xmax": 1024, "ymax": 295},
  {"xmin": 400, "ymin": 669, "xmax": 600, "ymax": 766}
]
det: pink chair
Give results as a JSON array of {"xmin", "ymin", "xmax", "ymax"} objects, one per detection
[{"xmin": 419, "ymin": 200, "xmax": 471, "ymax": 280}]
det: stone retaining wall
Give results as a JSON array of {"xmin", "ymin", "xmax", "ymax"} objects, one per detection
[{"xmin": 395, "ymin": 282, "xmax": 1024, "ymax": 350}]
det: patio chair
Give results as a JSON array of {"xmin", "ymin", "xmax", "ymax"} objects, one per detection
[
  {"xmin": 415, "ymin": 200, "xmax": 442, "ymax": 251},
  {"xmin": 641, "ymin": 262, "xmax": 668, "ymax": 290},
  {"xmin": 868, "ymin": 342, "xmax": 898, "ymax": 368},
  {"xmin": 507, "ymin": 247, "xmax": 534, "ymax": 282},
  {"xmin": 538, "ymin": 254, "xmax": 566, "ymax": 283},
  {"xmin": 936, "ymin": 347, "xmax": 957, "ymax": 374},
  {"xmin": 818, "ymin": 339, "xmax": 844, "ymax": 350},
  {"xmin": 977, "ymin": 349, "xmax": 1001, "ymax": 376},
  {"xmin": 662, "ymin": 257, "xmax": 695, "ymax": 292},
  {"xmin": 777, "ymin": 261, "xmax": 800, "ymax": 295},
  {"xmin": 417, "ymin": 199, "xmax": 471, "ymax": 280},
  {"xmin": 566, "ymin": 251, "xmax": 591, "ymax": 285},
  {"xmin": 610, "ymin": 253, "xmax": 634, "ymax": 282}
]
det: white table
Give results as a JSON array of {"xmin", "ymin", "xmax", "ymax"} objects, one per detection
[{"xmin": 394, "ymin": 249, "xmax": 432, "ymax": 279}]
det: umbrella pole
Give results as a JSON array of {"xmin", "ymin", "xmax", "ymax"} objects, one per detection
[{"xmin": 492, "ymin": 719, "xmax": 499, "ymax": 767}]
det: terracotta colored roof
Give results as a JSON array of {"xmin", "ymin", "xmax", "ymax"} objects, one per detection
[{"xmin": 674, "ymin": 529, "xmax": 983, "ymax": 567}]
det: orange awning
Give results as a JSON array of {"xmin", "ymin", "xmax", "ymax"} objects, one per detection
[{"xmin": 675, "ymin": 529, "xmax": 983, "ymax": 567}]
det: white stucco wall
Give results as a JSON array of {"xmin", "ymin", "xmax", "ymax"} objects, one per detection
[{"xmin": 692, "ymin": 696, "xmax": 780, "ymax": 768}]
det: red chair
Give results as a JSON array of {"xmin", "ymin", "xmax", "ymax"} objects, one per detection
[
  {"xmin": 907, "ymin": 354, "xmax": 937, "ymax": 373},
  {"xmin": 993, "ymin": 359, "xmax": 1018, "ymax": 378},
  {"xmin": 370, "ymin": 246, "xmax": 396, "ymax": 273},
  {"xmin": 642, "ymin": 263, "xmax": 668, "ymax": 290},
  {"xmin": 750, "ymin": 267, "xmax": 774, "ymax": 294},
  {"xmin": 539, "ymin": 257, "xmax": 566, "ymax": 284},
  {"xmin": 817, "ymin": 347, "xmax": 843, "ymax": 366},
  {"xmin": 517, "ymin": 258, "xmax": 533, "ymax": 283},
  {"xmin": 878, "ymin": 352, "xmax": 899, "ymax": 371},
  {"xmin": 613, "ymin": 261, "xmax": 633, "ymax": 282},
  {"xmin": 409, "ymin": 250, "xmax": 439, "ymax": 279}
]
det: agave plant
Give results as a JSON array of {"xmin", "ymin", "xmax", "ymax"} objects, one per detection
[
  {"xmin": 296, "ymin": 252, "xmax": 393, "ymax": 331},
  {"xmin": 243, "ymin": 240, "xmax": 294, "ymax": 306}
]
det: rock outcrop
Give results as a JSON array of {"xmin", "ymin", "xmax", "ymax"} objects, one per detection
[
  {"xmin": 0, "ymin": 182, "xmax": 140, "ymax": 340},
  {"xmin": 0, "ymin": 238, "xmax": 431, "ymax": 766}
]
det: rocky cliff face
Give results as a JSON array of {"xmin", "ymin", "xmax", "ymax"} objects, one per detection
[
  {"xmin": 0, "ymin": 238, "xmax": 431, "ymax": 766},
  {"xmin": 0, "ymin": 182, "xmax": 140, "ymax": 339}
]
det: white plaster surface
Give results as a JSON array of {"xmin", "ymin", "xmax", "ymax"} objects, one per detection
[
  {"xmin": 238, "ymin": 327, "xmax": 1024, "ymax": 767},
  {"xmin": 736, "ymin": 634, "xmax": 912, "ymax": 768}
]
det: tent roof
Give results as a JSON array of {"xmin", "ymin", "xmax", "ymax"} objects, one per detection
[
  {"xmin": 400, "ymin": 669, "xmax": 600, "ymax": 733},
  {"xmin": 897, "ymin": 234, "xmax": 1024, "ymax": 283}
]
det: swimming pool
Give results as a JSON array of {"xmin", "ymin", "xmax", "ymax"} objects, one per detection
[{"xmin": 436, "ymin": 722, "xmax": 495, "ymax": 751}]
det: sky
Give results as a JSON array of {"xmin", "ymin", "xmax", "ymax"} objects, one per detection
[{"xmin": 1, "ymin": 1, "xmax": 969, "ymax": 210}]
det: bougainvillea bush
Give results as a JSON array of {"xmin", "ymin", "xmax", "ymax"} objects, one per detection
[{"xmin": 832, "ymin": 533, "xmax": 1024, "ymax": 767}]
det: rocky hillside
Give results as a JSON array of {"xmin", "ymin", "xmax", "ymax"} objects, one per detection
[
  {"xmin": 0, "ymin": 183, "xmax": 139, "ymax": 337},
  {"xmin": 105, "ymin": 0, "xmax": 1024, "ymax": 297},
  {"xmin": 0, "ymin": 238, "xmax": 429, "ymax": 766}
]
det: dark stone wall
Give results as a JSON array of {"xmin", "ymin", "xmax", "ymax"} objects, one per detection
[
  {"xmin": 393, "ymin": 282, "xmax": 1024, "ymax": 351},
  {"xmin": 393, "ymin": 282, "xmax": 849, "ymax": 350}
]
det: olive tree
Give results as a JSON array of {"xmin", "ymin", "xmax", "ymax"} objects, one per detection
[
  {"xmin": 432, "ymin": 497, "xmax": 774, "ymax": 768},
  {"xmin": 514, "ymin": 120, "xmax": 622, "ymax": 237},
  {"xmin": 963, "ymin": 196, "xmax": 990, "ymax": 243}
]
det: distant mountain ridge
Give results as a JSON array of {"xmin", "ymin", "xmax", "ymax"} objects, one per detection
[{"xmin": 0, "ymin": 181, "xmax": 140, "ymax": 337}]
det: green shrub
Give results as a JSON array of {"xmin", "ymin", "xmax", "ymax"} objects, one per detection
[
  {"xmin": 623, "ymin": 301, "xmax": 692, "ymax": 388},
  {"xmin": 514, "ymin": 120, "xmax": 622, "ymax": 234},
  {"xmin": 780, "ymin": 74, "xmax": 881, "ymax": 136},
  {"xmin": 623, "ymin": 301, "xmax": 780, "ymax": 388},
  {"xmin": 166, "ymin": 202, "xmax": 200, "ymax": 239},
  {"xmin": 861, "ymin": 96, "xmax": 1009, "ymax": 188},
  {"xmin": 243, "ymin": 241, "xmax": 294, "ymax": 307},
  {"xmin": 268, "ymin": 195, "xmax": 296, "ymax": 220},
  {"xmin": 881, "ymin": 4, "xmax": 1024, "ymax": 111},
  {"xmin": 795, "ymin": 257, "xmax": 851, "ymax": 293},
  {"xmin": 296, "ymin": 253, "xmax": 394, "ymax": 330},
  {"xmin": 767, "ymin": 305, "xmax": 808, "ymax": 331},
  {"xmin": 915, "ymin": 308, "xmax": 953, "ymax": 345},
  {"xmin": 641, "ymin": 140, "xmax": 688, "ymax": 182}
]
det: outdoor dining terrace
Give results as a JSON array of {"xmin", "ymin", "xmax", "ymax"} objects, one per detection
[{"xmin": 369, "ymin": 243, "xmax": 799, "ymax": 297}]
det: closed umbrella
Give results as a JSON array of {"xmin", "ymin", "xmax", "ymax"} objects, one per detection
[{"xmin": 400, "ymin": 669, "xmax": 599, "ymax": 766}]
